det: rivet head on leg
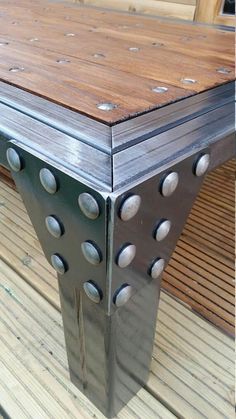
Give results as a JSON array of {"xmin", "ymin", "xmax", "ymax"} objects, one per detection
[
  {"xmin": 116, "ymin": 244, "xmax": 136, "ymax": 268},
  {"xmin": 154, "ymin": 220, "xmax": 171, "ymax": 242},
  {"xmin": 45, "ymin": 216, "xmax": 63, "ymax": 238},
  {"xmin": 51, "ymin": 254, "xmax": 67, "ymax": 275},
  {"xmin": 194, "ymin": 154, "xmax": 210, "ymax": 177},
  {"xmin": 6, "ymin": 148, "xmax": 22, "ymax": 172},
  {"xmin": 78, "ymin": 193, "xmax": 100, "ymax": 220},
  {"xmin": 113, "ymin": 284, "xmax": 132, "ymax": 307},
  {"xmin": 83, "ymin": 281, "xmax": 102, "ymax": 303},
  {"xmin": 161, "ymin": 172, "xmax": 179, "ymax": 197},
  {"xmin": 81, "ymin": 241, "xmax": 102, "ymax": 265},
  {"xmin": 119, "ymin": 195, "xmax": 141, "ymax": 221},
  {"xmin": 149, "ymin": 258, "xmax": 165, "ymax": 279},
  {"xmin": 39, "ymin": 168, "xmax": 58, "ymax": 194}
]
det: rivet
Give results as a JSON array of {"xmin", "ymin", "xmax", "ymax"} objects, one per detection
[
  {"xmin": 152, "ymin": 42, "xmax": 164, "ymax": 47},
  {"xmin": 81, "ymin": 241, "xmax": 102, "ymax": 265},
  {"xmin": 119, "ymin": 194, "xmax": 141, "ymax": 221},
  {"xmin": 93, "ymin": 53, "xmax": 105, "ymax": 58},
  {"xmin": 78, "ymin": 193, "xmax": 100, "ymax": 220},
  {"xmin": 152, "ymin": 86, "xmax": 168, "ymax": 93},
  {"xmin": 6, "ymin": 148, "xmax": 22, "ymax": 172},
  {"xmin": 56, "ymin": 58, "xmax": 70, "ymax": 64},
  {"xmin": 51, "ymin": 254, "xmax": 67, "ymax": 275},
  {"xmin": 149, "ymin": 258, "xmax": 165, "ymax": 279},
  {"xmin": 216, "ymin": 67, "xmax": 231, "ymax": 74},
  {"xmin": 39, "ymin": 168, "xmax": 58, "ymax": 194},
  {"xmin": 45, "ymin": 216, "xmax": 63, "ymax": 238},
  {"xmin": 181, "ymin": 78, "xmax": 197, "ymax": 84},
  {"xmin": 113, "ymin": 284, "xmax": 132, "ymax": 307},
  {"xmin": 83, "ymin": 281, "xmax": 102, "ymax": 303},
  {"xmin": 64, "ymin": 32, "xmax": 75, "ymax": 36},
  {"xmin": 116, "ymin": 244, "xmax": 136, "ymax": 268},
  {"xmin": 154, "ymin": 220, "xmax": 171, "ymax": 242},
  {"xmin": 161, "ymin": 172, "xmax": 179, "ymax": 197},
  {"xmin": 97, "ymin": 103, "xmax": 118, "ymax": 111},
  {"xmin": 29, "ymin": 37, "xmax": 39, "ymax": 42},
  {"xmin": 194, "ymin": 154, "xmax": 210, "ymax": 177},
  {"xmin": 9, "ymin": 66, "xmax": 24, "ymax": 72},
  {"xmin": 0, "ymin": 41, "xmax": 9, "ymax": 46},
  {"xmin": 128, "ymin": 47, "xmax": 140, "ymax": 52}
]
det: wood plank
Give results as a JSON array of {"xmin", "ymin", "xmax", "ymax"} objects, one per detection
[
  {"xmin": 0, "ymin": 259, "xmax": 234, "ymax": 418},
  {"xmin": 0, "ymin": 0, "xmax": 234, "ymax": 124}
]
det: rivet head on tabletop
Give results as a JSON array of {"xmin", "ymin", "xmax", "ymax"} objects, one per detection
[
  {"xmin": 194, "ymin": 154, "xmax": 210, "ymax": 177},
  {"xmin": 149, "ymin": 258, "xmax": 165, "ymax": 279},
  {"xmin": 78, "ymin": 193, "xmax": 100, "ymax": 220},
  {"xmin": 128, "ymin": 47, "xmax": 140, "ymax": 52},
  {"xmin": 216, "ymin": 67, "xmax": 231, "ymax": 74},
  {"xmin": 93, "ymin": 53, "xmax": 105, "ymax": 58},
  {"xmin": 0, "ymin": 41, "xmax": 9, "ymax": 46},
  {"xmin": 119, "ymin": 195, "xmax": 141, "ymax": 221},
  {"xmin": 29, "ymin": 37, "xmax": 39, "ymax": 42},
  {"xmin": 161, "ymin": 172, "xmax": 179, "ymax": 197},
  {"xmin": 83, "ymin": 281, "xmax": 102, "ymax": 303},
  {"xmin": 6, "ymin": 148, "xmax": 22, "ymax": 172},
  {"xmin": 81, "ymin": 241, "xmax": 102, "ymax": 265},
  {"xmin": 56, "ymin": 58, "xmax": 70, "ymax": 64},
  {"xmin": 64, "ymin": 32, "xmax": 75, "ymax": 36},
  {"xmin": 116, "ymin": 244, "xmax": 136, "ymax": 268},
  {"xmin": 97, "ymin": 103, "xmax": 118, "ymax": 111},
  {"xmin": 9, "ymin": 66, "xmax": 24, "ymax": 72},
  {"xmin": 113, "ymin": 284, "xmax": 132, "ymax": 307},
  {"xmin": 154, "ymin": 220, "xmax": 171, "ymax": 242},
  {"xmin": 181, "ymin": 78, "xmax": 197, "ymax": 84},
  {"xmin": 39, "ymin": 168, "xmax": 58, "ymax": 194},
  {"xmin": 51, "ymin": 254, "xmax": 67, "ymax": 275},
  {"xmin": 152, "ymin": 86, "xmax": 168, "ymax": 93},
  {"xmin": 45, "ymin": 216, "xmax": 63, "ymax": 238}
]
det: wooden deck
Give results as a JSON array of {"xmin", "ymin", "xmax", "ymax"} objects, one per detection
[{"xmin": 0, "ymin": 163, "xmax": 235, "ymax": 418}]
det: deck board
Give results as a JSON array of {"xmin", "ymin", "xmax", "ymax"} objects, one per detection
[{"xmin": 0, "ymin": 0, "xmax": 234, "ymax": 124}]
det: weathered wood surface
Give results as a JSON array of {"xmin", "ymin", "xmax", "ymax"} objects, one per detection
[
  {"xmin": 0, "ymin": 259, "xmax": 234, "ymax": 419},
  {"xmin": 0, "ymin": 161, "xmax": 234, "ymax": 335},
  {"xmin": 0, "ymin": 0, "xmax": 234, "ymax": 124}
]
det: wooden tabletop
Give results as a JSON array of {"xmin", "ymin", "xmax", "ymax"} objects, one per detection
[{"xmin": 0, "ymin": 0, "xmax": 234, "ymax": 125}]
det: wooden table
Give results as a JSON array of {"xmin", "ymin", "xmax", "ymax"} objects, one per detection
[{"xmin": 0, "ymin": 1, "xmax": 235, "ymax": 417}]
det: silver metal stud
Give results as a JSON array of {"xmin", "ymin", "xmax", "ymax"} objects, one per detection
[
  {"xmin": 152, "ymin": 86, "xmax": 168, "ymax": 93},
  {"xmin": 83, "ymin": 281, "xmax": 102, "ymax": 304},
  {"xmin": 116, "ymin": 244, "xmax": 136, "ymax": 268},
  {"xmin": 81, "ymin": 241, "xmax": 102, "ymax": 265},
  {"xmin": 181, "ymin": 78, "xmax": 197, "ymax": 84},
  {"xmin": 128, "ymin": 47, "xmax": 140, "ymax": 52},
  {"xmin": 0, "ymin": 41, "xmax": 9, "ymax": 46},
  {"xmin": 9, "ymin": 66, "xmax": 24, "ymax": 72},
  {"xmin": 39, "ymin": 168, "xmax": 58, "ymax": 194},
  {"xmin": 154, "ymin": 220, "xmax": 171, "ymax": 242},
  {"xmin": 78, "ymin": 193, "xmax": 100, "ymax": 220},
  {"xmin": 113, "ymin": 284, "xmax": 132, "ymax": 307},
  {"xmin": 97, "ymin": 103, "xmax": 118, "ymax": 111},
  {"xmin": 93, "ymin": 53, "xmax": 105, "ymax": 58},
  {"xmin": 119, "ymin": 195, "xmax": 141, "ymax": 221},
  {"xmin": 56, "ymin": 58, "xmax": 70, "ymax": 64},
  {"xmin": 161, "ymin": 172, "xmax": 179, "ymax": 197},
  {"xmin": 150, "ymin": 258, "xmax": 165, "ymax": 279},
  {"xmin": 45, "ymin": 216, "xmax": 63, "ymax": 238},
  {"xmin": 51, "ymin": 254, "xmax": 67, "ymax": 275},
  {"xmin": 194, "ymin": 154, "xmax": 210, "ymax": 177},
  {"xmin": 6, "ymin": 148, "xmax": 22, "ymax": 172},
  {"xmin": 65, "ymin": 32, "xmax": 75, "ymax": 37},
  {"xmin": 216, "ymin": 67, "xmax": 231, "ymax": 74},
  {"xmin": 29, "ymin": 37, "xmax": 39, "ymax": 42}
]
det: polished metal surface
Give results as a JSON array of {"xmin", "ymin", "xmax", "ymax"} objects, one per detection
[
  {"xmin": 51, "ymin": 254, "xmax": 67, "ymax": 274},
  {"xmin": 78, "ymin": 193, "xmax": 100, "ymax": 219},
  {"xmin": 39, "ymin": 168, "xmax": 58, "ymax": 194},
  {"xmin": 194, "ymin": 153, "xmax": 210, "ymax": 177},
  {"xmin": 150, "ymin": 258, "xmax": 165, "ymax": 279},
  {"xmin": 154, "ymin": 219, "xmax": 171, "ymax": 242},
  {"xmin": 119, "ymin": 195, "xmax": 141, "ymax": 221},
  {"xmin": 116, "ymin": 244, "xmax": 136, "ymax": 268},
  {"xmin": 113, "ymin": 284, "xmax": 133, "ymax": 307},
  {"xmin": 6, "ymin": 147, "xmax": 22, "ymax": 172},
  {"xmin": 97, "ymin": 103, "xmax": 118, "ymax": 111},
  {"xmin": 81, "ymin": 241, "xmax": 102, "ymax": 265},
  {"xmin": 161, "ymin": 172, "xmax": 179, "ymax": 197},
  {"xmin": 83, "ymin": 281, "xmax": 102, "ymax": 303},
  {"xmin": 45, "ymin": 215, "xmax": 63, "ymax": 238}
]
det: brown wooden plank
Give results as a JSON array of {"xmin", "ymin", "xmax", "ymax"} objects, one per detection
[{"xmin": 0, "ymin": 0, "xmax": 234, "ymax": 124}]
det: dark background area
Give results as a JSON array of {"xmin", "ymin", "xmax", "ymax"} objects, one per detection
[{"xmin": 223, "ymin": 0, "xmax": 235, "ymax": 14}]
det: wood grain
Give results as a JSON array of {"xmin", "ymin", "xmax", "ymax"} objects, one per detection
[{"xmin": 0, "ymin": 0, "xmax": 234, "ymax": 124}]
